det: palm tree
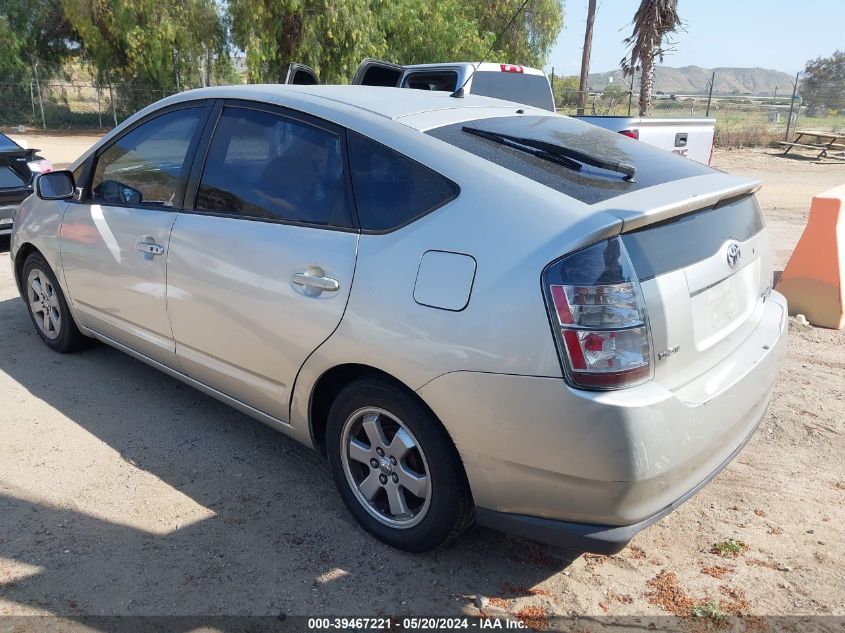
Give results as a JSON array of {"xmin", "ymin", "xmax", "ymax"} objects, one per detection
[{"xmin": 621, "ymin": 0, "xmax": 682, "ymax": 116}]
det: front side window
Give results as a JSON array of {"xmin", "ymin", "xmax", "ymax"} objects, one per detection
[
  {"xmin": 196, "ymin": 107, "xmax": 350, "ymax": 226},
  {"xmin": 91, "ymin": 107, "xmax": 203, "ymax": 207}
]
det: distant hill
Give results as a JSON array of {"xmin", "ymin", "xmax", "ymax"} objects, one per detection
[{"xmin": 580, "ymin": 65, "xmax": 794, "ymax": 96}]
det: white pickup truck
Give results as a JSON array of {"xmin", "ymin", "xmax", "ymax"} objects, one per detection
[
  {"xmin": 284, "ymin": 60, "xmax": 715, "ymax": 164},
  {"xmin": 574, "ymin": 116, "xmax": 716, "ymax": 165}
]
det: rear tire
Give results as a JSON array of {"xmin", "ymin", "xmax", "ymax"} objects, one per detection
[
  {"xmin": 326, "ymin": 378, "xmax": 473, "ymax": 552},
  {"xmin": 21, "ymin": 252, "xmax": 91, "ymax": 353}
]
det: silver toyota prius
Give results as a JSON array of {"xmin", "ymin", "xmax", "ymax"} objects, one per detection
[{"xmin": 11, "ymin": 85, "xmax": 787, "ymax": 554}]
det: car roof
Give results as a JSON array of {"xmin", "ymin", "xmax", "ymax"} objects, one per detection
[{"xmin": 170, "ymin": 84, "xmax": 548, "ymax": 128}]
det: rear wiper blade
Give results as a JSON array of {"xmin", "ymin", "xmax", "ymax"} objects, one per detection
[{"xmin": 462, "ymin": 126, "xmax": 637, "ymax": 183}]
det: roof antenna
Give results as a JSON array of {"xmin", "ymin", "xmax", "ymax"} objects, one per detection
[{"xmin": 450, "ymin": 0, "xmax": 531, "ymax": 99}]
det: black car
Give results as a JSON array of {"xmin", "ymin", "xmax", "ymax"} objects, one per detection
[{"xmin": 1, "ymin": 133, "xmax": 52, "ymax": 236}]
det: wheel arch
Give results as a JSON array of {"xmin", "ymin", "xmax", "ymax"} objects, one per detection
[
  {"xmin": 307, "ymin": 363, "xmax": 448, "ymax": 456},
  {"xmin": 14, "ymin": 242, "xmax": 42, "ymax": 295}
]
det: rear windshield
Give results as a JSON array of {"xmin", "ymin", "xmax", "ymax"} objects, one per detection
[
  {"xmin": 469, "ymin": 72, "xmax": 554, "ymax": 110},
  {"xmin": 427, "ymin": 115, "xmax": 712, "ymax": 204},
  {"xmin": 0, "ymin": 166, "xmax": 26, "ymax": 188},
  {"xmin": 621, "ymin": 194, "xmax": 764, "ymax": 280},
  {"xmin": 0, "ymin": 134, "xmax": 22, "ymax": 150}
]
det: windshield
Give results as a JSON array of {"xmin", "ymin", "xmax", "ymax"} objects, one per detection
[{"xmin": 427, "ymin": 115, "xmax": 712, "ymax": 204}]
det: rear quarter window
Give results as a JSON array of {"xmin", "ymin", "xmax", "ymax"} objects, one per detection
[{"xmin": 347, "ymin": 131, "xmax": 458, "ymax": 232}]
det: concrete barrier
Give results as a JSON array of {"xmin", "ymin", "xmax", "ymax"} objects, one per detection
[{"xmin": 775, "ymin": 184, "xmax": 845, "ymax": 329}]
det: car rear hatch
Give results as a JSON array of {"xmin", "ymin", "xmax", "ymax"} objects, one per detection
[
  {"xmin": 615, "ymin": 188, "xmax": 773, "ymax": 396},
  {"xmin": 426, "ymin": 114, "xmax": 772, "ymax": 397}
]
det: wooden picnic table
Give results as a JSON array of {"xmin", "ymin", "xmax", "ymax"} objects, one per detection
[{"xmin": 778, "ymin": 130, "xmax": 845, "ymax": 159}]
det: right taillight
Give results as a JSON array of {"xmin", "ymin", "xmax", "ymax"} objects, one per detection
[
  {"xmin": 542, "ymin": 237, "xmax": 652, "ymax": 390},
  {"xmin": 619, "ymin": 129, "xmax": 639, "ymax": 140}
]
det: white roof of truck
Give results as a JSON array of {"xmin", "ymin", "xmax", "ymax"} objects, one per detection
[{"xmin": 403, "ymin": 62, "xmax": 547, "ymax": 76}]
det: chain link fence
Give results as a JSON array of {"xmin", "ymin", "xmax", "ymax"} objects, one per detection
[
  {"xmin": 0, "ymin": 79, "xmax": 184, "ymax": 130},
  {"xmin": 553, "ymin": 71, "xmax": 845, "ymax": 149},
  {"xmin": 2, "ymin": 68, "xmax": 844, "ymax": 151}
]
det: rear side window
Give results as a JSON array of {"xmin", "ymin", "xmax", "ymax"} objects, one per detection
[
  {"xmin": 469, "ymin": 71, "xmax": 555, "ymax": 110},
  {"xmin": 403, "ymin": 71, "xmax": 458, "ymax": 92},
  {"xmin": 196, "ymin": 107, "xmax": 351, "ymax": 227},
  {"xmin": 91, "ymin": 107, "xmax": 202, "ymax": 206},
  {"xmin": 621, "ymin": 194, "xmax": 764, "ymax": 280},
  {"xmin": 347, "ymin": 131, "xmax": 458, "ymax": 232}
]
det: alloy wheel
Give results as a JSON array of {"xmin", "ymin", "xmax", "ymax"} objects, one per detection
[
  {"xmin": 340, "ymin": 407, "xmax": 431, "ymax": 529},
  {"xmin": 27, "ymin": 268, "xmax": 62, "ymax": 340}
]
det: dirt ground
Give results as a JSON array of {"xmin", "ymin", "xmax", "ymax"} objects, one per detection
[{"xmin": 0, "ymin": 139, "xmax": 843, "ymax": 627}]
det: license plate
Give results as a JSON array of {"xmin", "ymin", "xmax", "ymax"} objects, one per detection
[
  {"xmin": 690, "ymin": 260, "xmax": 759, "ymax": 348},
  {"xmin": 0, "ymin": 218, "xmax": 13, "ymax": 225}
]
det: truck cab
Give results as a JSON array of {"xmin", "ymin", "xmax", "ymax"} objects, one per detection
[{"xmin": 285, "ymin": 59, "xmax": 556, "ymax": 112}]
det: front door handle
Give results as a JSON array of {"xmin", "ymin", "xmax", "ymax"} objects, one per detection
[
  {"xmin": 292, "ymin": 271, "xmax": 340, "ymax": 292},
  {"xmin": 136, "ymin": 239, "xmax": 165, "ymax": 259}
]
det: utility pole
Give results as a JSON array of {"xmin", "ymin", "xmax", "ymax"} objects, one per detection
[
  {"xmin": 705, "ymin": 70, "xmax": 715, "ymax": 117},
  {"xmin": 550, "ymin": 66, "xmax": 555, "ymax": 108},
  {"xmin": 576, "ymin": 0, "xmax": 597, "ymax": 116}
]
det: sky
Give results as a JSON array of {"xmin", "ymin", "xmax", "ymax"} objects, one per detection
[{"xmin": 546, "ymin": 0, "xmax": 845, "ymax": 77}]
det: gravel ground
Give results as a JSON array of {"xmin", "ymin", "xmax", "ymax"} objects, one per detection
[{"xmin": 0, "ymin": 141, "xmax": 843, "ymax": 626}]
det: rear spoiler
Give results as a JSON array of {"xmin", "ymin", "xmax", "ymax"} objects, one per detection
[{"xmin": 601, "ymin": 174, "xmax": 762, "ymax": 232}]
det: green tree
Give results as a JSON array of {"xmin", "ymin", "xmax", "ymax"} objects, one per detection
[
  {"xmin": 621, "ymin": 0, "xmax": 681, "ymax": 116},
  {"xmin": 0, "ymin": 0, "xmax": 77, "ymax": 80},
  {"xmin": 473, "ymin": 0, "xmax": 563, "ymax": 68},
  {"xmin": 802, "ymin": 50, "xmax": 845, "ymax": 110},
  {"xmin": 228, "ymin": 0, "xmax": 386, "ymax": 83},
  {"xmin": 376, "ymin": 0, "xmax": 490, "ymax": 65},
  {"xmin": 228, "ymin": 0, "xmax": 564, "ymax": 84},
  {"xmin": 551, "ymin": 74, "xmax": 580, "ymax": 108},
  {"xmin": 61, "ymin": 0, "xmax": 228, "ymax": 89}
]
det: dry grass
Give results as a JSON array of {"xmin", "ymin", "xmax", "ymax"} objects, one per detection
[
  {"xmin": 514, "ymin": 605, "xmax": 549, "ymax": 630},
  {"xmin": 645, "ymin": 570, "xmax": 696, "ymax": 616},
  {"xmin": 701, "ymin": 564, "xmax": 733, "ymax": 579},
  {"xmin": 715, "ymin": 120, "xmax": 781, "ymax": 149},
  {"xmin": 501, "ymin": 583, "xmax": 551, "ymax": 598}
]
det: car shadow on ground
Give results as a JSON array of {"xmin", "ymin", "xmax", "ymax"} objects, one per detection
[{"xmin": 0, "ymin": 295, "xmax": 579, "ymax": 620}]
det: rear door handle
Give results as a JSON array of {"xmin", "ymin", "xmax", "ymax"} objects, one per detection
[{"xmin": 292, "ymin": 271, "xmax": 340, "ymax": 292}]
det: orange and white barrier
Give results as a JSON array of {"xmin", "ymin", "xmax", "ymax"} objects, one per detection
[{"xmin": 775, "ymin": 184, "xmax": 845, "ymax": 329}]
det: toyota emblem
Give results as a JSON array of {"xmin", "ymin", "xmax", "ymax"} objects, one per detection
[{"xmin": 726, "ymin": 243, "xmax": 742, "ymax": 269}]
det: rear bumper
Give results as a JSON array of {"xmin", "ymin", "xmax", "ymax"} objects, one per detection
[
  {"xmin": 475, "ymin": 410, "xmax": 762, "ymax": 554},
  {"xmin": 418, "ymin": 292, "xmax": 787, "ymax": 552}
]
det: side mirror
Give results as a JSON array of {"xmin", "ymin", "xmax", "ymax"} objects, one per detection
[{"xmin": 36, "ymin": 170, "xmax": 75, "ymax": 200}]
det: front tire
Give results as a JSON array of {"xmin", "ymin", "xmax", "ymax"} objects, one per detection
[
  {"xmin": 21, "ymin": 252, "xmax": 91, "ymax": 353},
  {"xmin": 326, "ymin": 378, "xmax": 473, "ymax": 552}
]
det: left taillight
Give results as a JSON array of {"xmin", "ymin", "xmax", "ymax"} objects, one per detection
[{"xmin": 542, "ymin": 237, "xmax": 652, "ymax": 390}]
